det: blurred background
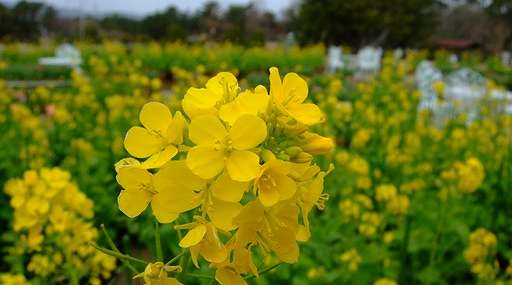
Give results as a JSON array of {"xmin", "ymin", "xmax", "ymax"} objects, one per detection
[
  {"xmin": 0, "ymin": 1, "xmax": 511, "ymax": 285},
  {"xmin": 0, "ymin": 0, "xmax": 511, "ymax": 51}
]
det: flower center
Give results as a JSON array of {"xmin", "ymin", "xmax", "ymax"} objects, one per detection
[{"xmin": 139, "ymin": 182, "xmax": 156, "ymax": 195}]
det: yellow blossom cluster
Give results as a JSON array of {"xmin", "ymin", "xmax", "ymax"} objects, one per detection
[
  {"xmin": 441, "ymin": 157, "xmax": 485, "ymax": 198},
  {"xmin": 115, "ymin": 67, "xmax": 334, "ymax": 284},
  {"xmin": 2, "ymin": 168, "xmax": 116, "ymax": 284},
  {"xmin": 0, "ymin": 273, "xmax": 30, "ymax": 285},
  {"xmin": 375, "ymin": 184, "xmax": 410, "ymax": 216},
  {"xmin": 374, "ymin": 277, "xmax": 398, "ymax": 285},
  {"xmin": 340, "ymin": 248, "xmax": 362, "ymax": 271},
  {"xmin": 464, "ymin": 228, "xmax": 499, "ymax": 281}
]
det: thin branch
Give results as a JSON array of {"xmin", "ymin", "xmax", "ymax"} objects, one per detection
[
  {"xmin": 100, "ymin": 224, "xmax": 138, "ymax": 273},
  {"xmin": 89, "ymin": 242, "xmax": 148, "ymax": 265},
  {"xmin": 165, "ymin": 250, "xmax": 186, "ymax": 266},
  {"xmin": 244, "ymin": 262, "xmax": 284, "ymax": 280},
  {"xmin": 155, "ymin": 220, "xmax": 163, "ymax": 261}
]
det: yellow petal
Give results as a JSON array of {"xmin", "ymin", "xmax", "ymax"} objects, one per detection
[
  {"xmin": 215, "ymin": 267, "xmax": 247, "ymax": 285},
  {"xmin": 218, "ymin": 100, "xmax": 246, "ymax": 125},
  {"xmin": 296, "ymin": 224, "xmax": 310, "ymax": 242},
  {"xmin": 150, "ymin": 198, "xmax": 179, "ymax": 223},
  {"xmin": 167, "ymin": 111, "xmax": 186, "ymax": 145},
  {"xmin": 302, "ymin": 170, "xmax": 328, "ymax": 211},
  {"xmin": 139, "ymin": 102, "xmax": 172, "ymax": 134},
  {"xmin": 229, "ymin": 115, "xmax": 267, "ymax": 150},
  {"xmin": 124, "ymin": 126, "xmax": 163, "ymax": 158},
  {"xmin": 182, "ymin": 87, "xmax": 220, "ymax": 118},
  {"xmin": 287, "ymin": 103, "xmax": 324, "ymax": 125},
  {"xmin": 233, "ymin": 248, "xmax": 258, "ymax": 276},
  {"xmin": 118, "ymin": 189, "xmax": 151, "ymax": 218},
  {"xmin": 141, "ymin": 145, "xmax": 178, "ymax": 169},
  {"xmin": 271, "ymin": 227, "xmax": 299, "ymax": 263},
  {"xmin": 219, "ymin": 90, "xmax": 269, "ymax": 125},
  {"xmin": 236, "ymin": 88, "xmax": 269, "ymax": 115},
  {"xmin": 269, "ymin": 67, "xmax": 284, "ymax": 103},
  {"xmin": 114, "ymin": 157, "xmax": 141, "ymax": 173},
  {"xmin": 200, "ymin": 226, "xmax": 228, "ymax": 263},
  {"xmin": 116, "ymin": 167, "xmax": 152, "ymax": 190},
  {"xmin": 186, "ymin": 146, "xmax": 225, "ymax": 179},
  {"xmin": 273, "ymin": 172, "xmax": 297, "ymax": 201},
  {"xmin": 210, "ymin": 172, "xmax": 248, "ymax": 202},
  {"xmin": 157, "ymin": 160, "xmax": 207, "ymax": 190},
  {"xmin": 207, "ymin": 198, "xmax": 242, "ymax": 231},
  {"xmin": 233, "ymin": 200, "xmax": 265, "ymax": 228},
  {"xmin": 153, "ymin": 160, "xmax": 206, "ymax": 214},
  {"xmin": 189, "ymin": 115, "xmax": 227, "ymax": 145},
  {"xmin": 226, "ymin": 150, "xmax": 260, "ymax": 182},
  {"xmin": 179, "ymin": 225, "xmax": 207, "ymax": 248},
  {"xmin": 258, "ymin": 179, "xmax": 280, "ymax": 207},
  {"xmin": 283, "ymin": 73, "xmax": 308, "ymax": 104},
  {"xmin": 206, "ymin": 72, "xmax": 238, "ymax": 99},
  {"xmin": 268, "ymin": 202, "xmax": 300, "ymax": 263}
]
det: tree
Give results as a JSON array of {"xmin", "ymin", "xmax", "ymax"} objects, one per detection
[{"xmin": 292, "ymin": 0, "xmax": 442, "ymax": 48}]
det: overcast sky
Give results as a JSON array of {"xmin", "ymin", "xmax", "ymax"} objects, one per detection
[{"xmin": 5, "ymin": 0, "xmax": 295, "ymax": 16}]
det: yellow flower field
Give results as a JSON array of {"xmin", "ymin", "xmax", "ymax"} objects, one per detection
[{"xmin": 0, "ymin": 43, "xmax": 511, "ymax": 285}]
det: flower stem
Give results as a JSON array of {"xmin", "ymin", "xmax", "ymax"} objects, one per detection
[
  {"xmin": 100, "ymin": 224, "xmax": 138, "ymax": 273},
  {"xmin": 165, "ymin": 250, "xmax": 186, "ymax": 266},
  {"xmin": 155, "ymin": 220, "xmax": 163, "ymax": 261},
  {"xmin": 178, "ymin": 251, "xmax": 190, "ymax": 280},
  {"xmin": 244, "ymin": 262, "xmax": 284, "ymax": 280},
  {"xmin": 184, "ymin": 272, "xmax": 214, "ymax": 279},
  {"xmin": 89, "ymin": 242, "xmax": 148, "ymax": 265}
]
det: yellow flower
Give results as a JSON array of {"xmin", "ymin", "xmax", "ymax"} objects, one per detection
[
  {"xmin": 178, "ymin": 222, "xmax": 228, "ymax": 267},
  {"xmin": 0, "ymin": 273, "xmax": 30, "ymax": 285},
  {"xmin": 133, "ymin": 262, "xmax": 182, "ymax": 285},
  {"xmin": 215, "ymin": 266, "xmax": 248, "ymax": 285},
  {"xmin": 296, "ymin": 164, "xmax": 333, "ymax": 241},
  {"xmin": 432, "ymin": 80, "xmax": 445, "ymax": 94},
  {"xmin": 186, "ymin": 114, "xmax": 267, "ymax": 181},
  {"xmin": 124, "ymin": 102, "xmax": 185, "ymax": 168},
  {"xmin": 212, "ymin": 246, "xmax": 258, "ymax": 285},
  {"xmin": 269, "ymin": 67, "xmax": 324, "ymax": 125},
  {"xmin": 340, "ymin": 248, "xmax": 362, "ymax": 271},
  {"xmin": 375, "ymin": 184, "xmax": 397, "ymax": 202},
  {"xmin": 254, "ymin": 159, "xmax": 297, "ymax": 207},
  {"xmin": 374, "ymin": 278, "xmax": 397, "ymax": 285},
  {"xmin": 219, "ymin": 86, "xmax": 269, "ymax": 125},
  {"xmin": 117, "ymin": 161, "xmax": 206, "ymax": 223},
  {"xmin": 234, "ymin": 200, "xmax": 300, "ymax": 263},
  {"xmin": 183, "ymin": 72, "xmax": 238, "ymax": 118}
]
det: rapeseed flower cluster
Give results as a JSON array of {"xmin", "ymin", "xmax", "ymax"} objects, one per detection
[
  {"xmin": 115, "ymin": 67, "xmax": 333, "ymax": 284},
  {"xmin": 2, "ymin": 168, "xmax": 116, "ymax": 284},
  {"xmin": 464, "ymin": 228, "xmax": 498, "ymax": 281}
]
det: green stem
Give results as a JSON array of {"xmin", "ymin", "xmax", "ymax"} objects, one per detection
[
  {"xmin": 165, "ymin": 251, "xmax": 186, "ymax": 266},
  {"xmin": 184, "ymin": 273, "xmax": 214, "ymax": 279},
  {"xmin": 101, "ymin": 224, "xmax": 138, "ymax": 274},
  {"xmin": 399, "ymin": 214, "xmax": 412, "ymax": 284},
  {"xmin": 178, "ymin": 252, "xmax": 190, "ymax": 280},
  {"xmin": 89, "ymin": 242, "xmax": 148, "ymax": 265},
  {"xmin": 429, "ymin": 201, "xmax": 447, "ymax": 265},
  {"xmin": 244, "ymin": 262, "xmax": 284, "ymax": 280},
  {"xmin": 155, "ymin": 220, "xmax": 163, "ymax": 261}
]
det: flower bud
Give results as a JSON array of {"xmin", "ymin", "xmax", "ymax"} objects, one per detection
[
  {"xmin": 293, "ymin": 151, "xmax": 313, "ymax": 163},
  {"xmin": 285, "ymin": 146, "xmax": 303, "ymax": 158},
  {"xmin": 260, "ymin": 149, "xmax": 276, "ymax": 163},
  {"xmin": 302, "ymin": 134, "xmax": 335, "ymax": 155},
  {"xmin": 277, "ymin": 152, "xmax": 290, "ymax": 161}
]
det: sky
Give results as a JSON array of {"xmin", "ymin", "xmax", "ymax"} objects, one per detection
[{"xmin": 6, "ymin": 0, "xmax": 295, "ymax": 17}]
